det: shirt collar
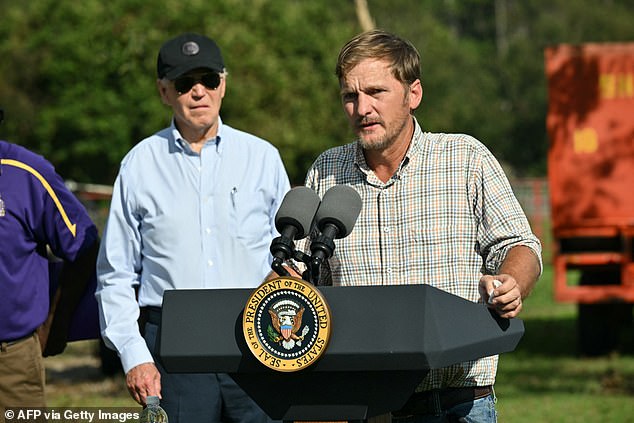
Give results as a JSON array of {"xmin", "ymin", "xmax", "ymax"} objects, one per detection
[
  {"xmin": 353, "ymin": 116, "xmax": 424, "ymax": 184},
  {"xmin": 169, "ymin": 116, "xmax": 225, "ymax": 154},
  {"xmin": 407, "ymin": 117, "xmax": 424, "ymax": 160}
]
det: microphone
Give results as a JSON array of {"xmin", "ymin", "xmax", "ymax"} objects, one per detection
[
  {"xmin": 270, "ymin": 186, "xmax": 321, "ymax": 275},
  {"xmin": 309, "ymin": 185, "xmax": 362, "ymax": 282}
]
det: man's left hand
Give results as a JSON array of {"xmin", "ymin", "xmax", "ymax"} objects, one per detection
[{"xmin": 479, "ymin": 274, "xmax": 523, "ymax": 319}]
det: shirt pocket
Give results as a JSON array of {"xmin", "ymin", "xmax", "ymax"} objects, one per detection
[{"xmin": 228, "ymin": 187, "xmax": 273, "ymax": 247}]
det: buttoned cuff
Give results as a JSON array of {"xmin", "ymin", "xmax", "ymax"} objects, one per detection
[{"xmin": 119, "ymin": 338, "xmax": 155, "ymax": 374}]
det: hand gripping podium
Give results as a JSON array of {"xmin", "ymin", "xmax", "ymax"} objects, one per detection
[{"xmin": 158, "ymin": 284, "xmax": 523, "ymax": 422}]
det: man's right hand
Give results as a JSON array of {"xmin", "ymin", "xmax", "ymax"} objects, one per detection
[{"xmin": 126, "ymin": 362, "xmax": 161, "ymax": 405}]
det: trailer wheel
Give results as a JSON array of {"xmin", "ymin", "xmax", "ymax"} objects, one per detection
[
  {"xmin": 577, "ymin": 269, "xmax": 634, "ymax": 356},
  {"xmin": 578, "ymin": 303, "xmax": 633, "ymax": 356}
]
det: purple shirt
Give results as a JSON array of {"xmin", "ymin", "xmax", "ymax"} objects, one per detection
[{"xmin": 0, "ymin": 141, "xmax": 97, "ymax": 341}]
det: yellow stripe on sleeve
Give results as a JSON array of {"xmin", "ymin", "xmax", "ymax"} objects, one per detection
[{"xmin": 1, "ymin": 158, "xmax": 77, "ymax": 237}]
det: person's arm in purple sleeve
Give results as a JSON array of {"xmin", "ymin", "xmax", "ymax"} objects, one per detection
[{"xmin": 40, "ymin": 236, "xmax": 100, "ymax": 356}]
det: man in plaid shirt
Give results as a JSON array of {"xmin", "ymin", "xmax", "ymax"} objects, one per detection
[{"xmin": 298, "ymin": 30, "xmax": 542, "ymax": 422}]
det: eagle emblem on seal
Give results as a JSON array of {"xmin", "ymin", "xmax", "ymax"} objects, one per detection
[{"xmin": 267, "ymin": 299, "xmax": 310, "ymax": 350}]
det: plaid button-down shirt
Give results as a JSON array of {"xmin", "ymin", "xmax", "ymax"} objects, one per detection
[{"xmin": 299, "ymin": 118, "xmax": 542, "ymax": 390}]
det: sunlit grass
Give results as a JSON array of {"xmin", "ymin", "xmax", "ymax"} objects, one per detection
[
  {"xmin": 45, "ymin": 340, "xmax": 135, "ymax": 408},
  {"xmin": 496, "ymin": 266, "xmax": 634, "ymax": 422}
]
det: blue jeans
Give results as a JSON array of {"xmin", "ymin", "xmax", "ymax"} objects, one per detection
[{"xmin": 391, "ymin": 394, "xmax": 497, "ymax": 423}]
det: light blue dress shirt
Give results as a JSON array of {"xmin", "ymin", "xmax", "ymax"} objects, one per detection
[{"xmin": 96, "ymin": 118, "xmax": 290, "ymax": 372}]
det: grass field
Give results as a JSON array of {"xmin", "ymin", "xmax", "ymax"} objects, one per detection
[
  {"xmin": 44, "ymin": 265, "xmax": 634, "ymax": 422},
  {"xmin": 44, "ymin": 342, "xmax": 134, "ymax": 408},
  {"xmin": 495, "ymin": 266, "xmax": 634, "ymax": 422}
]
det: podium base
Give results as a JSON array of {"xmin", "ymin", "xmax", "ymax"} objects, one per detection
[{"xmin": 232, "ymin": 369, "xmax": 425, "ymax": 421}]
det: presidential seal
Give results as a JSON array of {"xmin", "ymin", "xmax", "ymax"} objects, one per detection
[{"xmin": 243, "ymin": 276, "xmax": 331, "ymax": 372}]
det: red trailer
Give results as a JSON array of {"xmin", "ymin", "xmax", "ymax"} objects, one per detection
[{"xmin": 545, "ymin": 43, "xmax": 634, "ymax": 354}]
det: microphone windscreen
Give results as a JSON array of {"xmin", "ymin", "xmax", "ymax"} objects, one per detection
[
  {"xmin": 275, "ymin": 186, "xmax": 321, "ymax": 239},
  {"xmin": 314, "ymin": 185, "xmax": 362, "ymax": 238}
]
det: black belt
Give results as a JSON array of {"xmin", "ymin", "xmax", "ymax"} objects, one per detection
[
  {"xmin": 392, "ymin": 386, "xmax": 493, "ymax": 417},
  {"xmin": 140, "ymin": 306, "xmax": 162, "ymax": 325},
  {"xmin": 0, "ymin": 332, "xmax": 33, "ymax": 346}
]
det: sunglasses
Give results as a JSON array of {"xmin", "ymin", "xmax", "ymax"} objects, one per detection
[{"xmin": 173, "ymin": 72, "xmax": 221, "ymax": 94}]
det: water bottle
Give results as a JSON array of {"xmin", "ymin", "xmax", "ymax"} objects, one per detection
[{"xmin": 139, "ymin": 396, "xmax": 168, "ymax": 423}]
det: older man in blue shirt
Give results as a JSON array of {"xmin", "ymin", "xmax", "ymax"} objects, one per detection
[{"xmin": 96, "ymin": 33, "xmax": 290, "ymax": 423}]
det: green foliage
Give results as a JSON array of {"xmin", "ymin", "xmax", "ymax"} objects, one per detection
[
  {"xmin": 369, "ymin": 0, "xmax": 634, "ymax": 176},
  {"xmin": 0, "ymin": 0, "xmax": 633, "ymax": 183}
]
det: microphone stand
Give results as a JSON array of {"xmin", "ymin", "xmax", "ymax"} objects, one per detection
[
  {"xmin": 307, "ymin": 223, "xmax": 338, "ymax": 286},
  {"xmin": 271, "ymin": 256, "xmax": 290, "ymax": 277},
  {"xmin": 290, "ymin": 250, "xmax": 316, "ymax": 285},
  {"xmin": 270, "ymin": 234, "xmax": 319, "ymax": 283},
  {"xmin": 270, "ymin": 232, "xmax": 296, "ymax": 277},
  {"xmin": 270, "ymin": 225, "xmax": 338, "ymax": 286},
  {"xmin": 270, "ymin": 237, "xmax": 317, "ymax": 283}
]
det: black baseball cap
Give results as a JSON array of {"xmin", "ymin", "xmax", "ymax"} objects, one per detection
[{"xmin": 157, "ymin": 33, "xmax": 225, "ymax": 80}]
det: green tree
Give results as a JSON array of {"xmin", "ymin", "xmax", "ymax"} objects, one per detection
[
  {"xmin": 367, "ymin": 0, "xmax": 634, "ymax": 176},
  {"xmin": 1, "ymin": 0, "xmax": 633, "ymax": 183},
  {"xmin": 0, "ymin": 0, "xmax": 359, "ymax": 184}
]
